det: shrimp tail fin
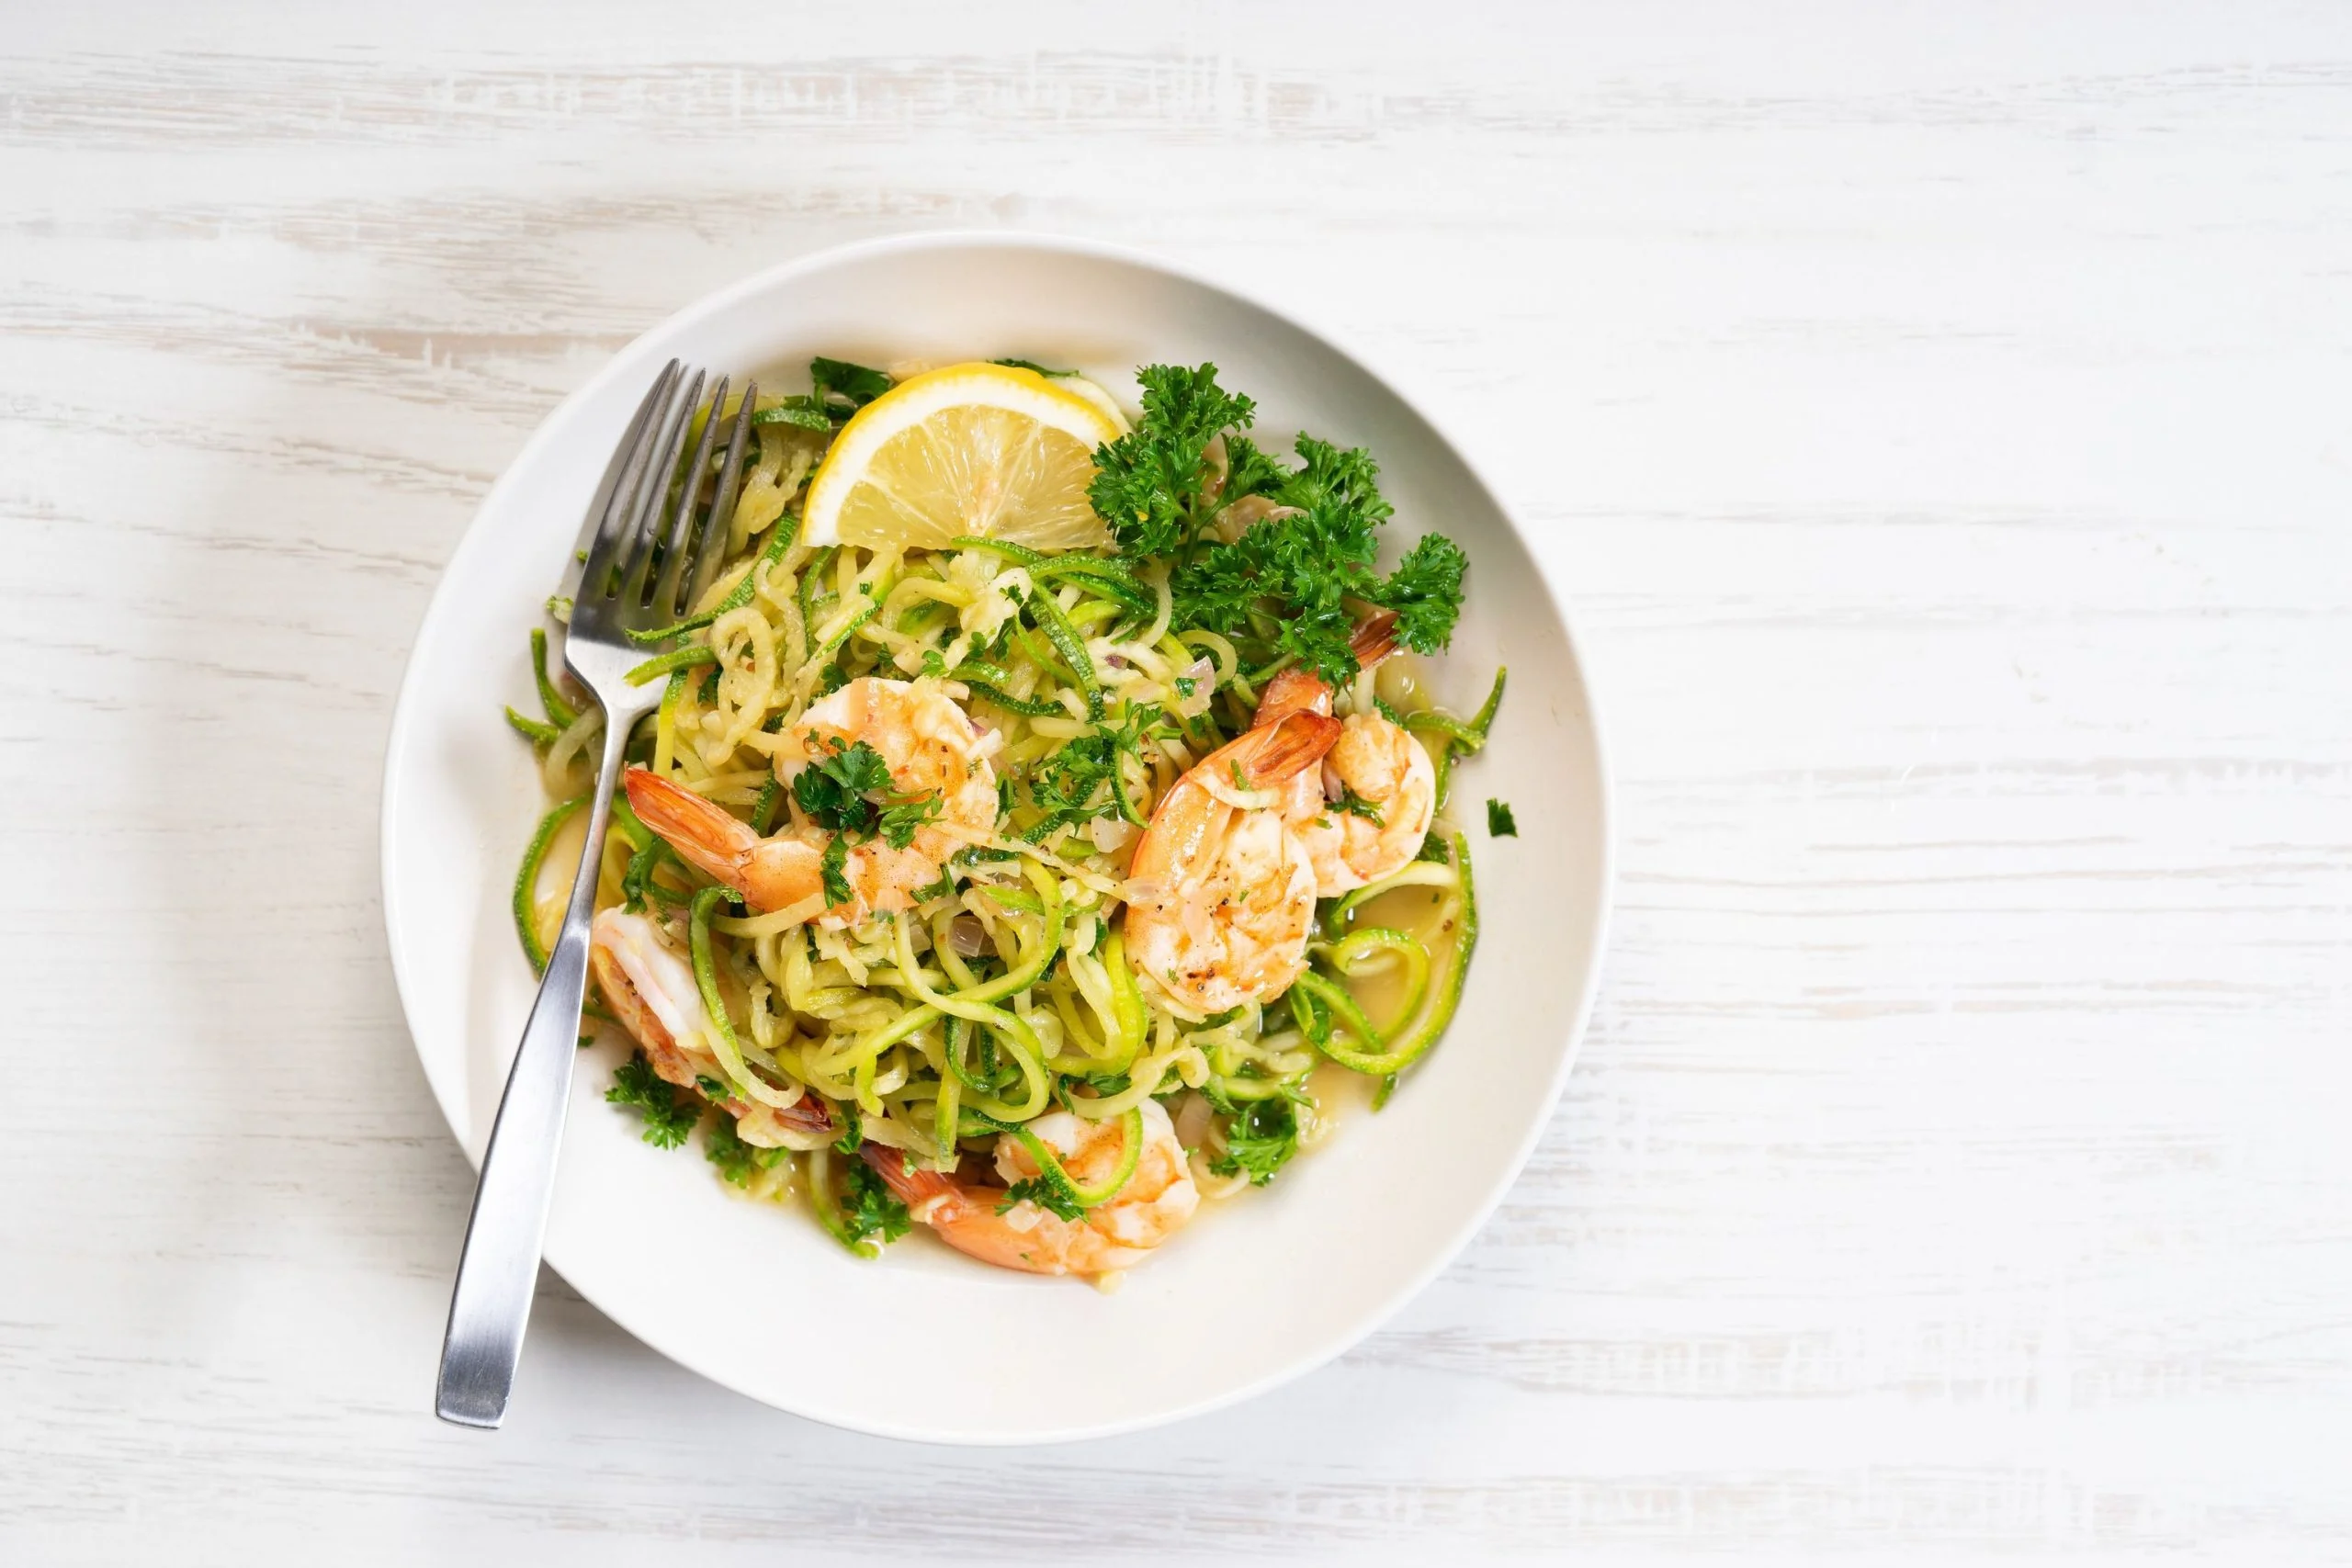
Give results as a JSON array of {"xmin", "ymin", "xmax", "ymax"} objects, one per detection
[
  {"xmin": 1253, "ymin": 615, "xmax": 1396, "ymax": 729},
  {"xmin": 860, "ymin": 1142, "xmax": 989, "ymax": 1215},
  {"xmin": 1242, "ymin": 712, "xmax": 1342, "ymax": 787},
  {"xmin": 1253, "ymin": 667, "xmax": 1333, "ymax": 729},
  {"xmin": 1350, "ymin": 608, "xmax": 1399, "ymax": 671},
  {"xmin": 623, "ymin": 766, "xmax": 757, "ymax": 891}
]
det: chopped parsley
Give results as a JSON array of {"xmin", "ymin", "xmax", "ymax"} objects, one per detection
[
  {"xmin": 1091, "ymin": 364, "xmax": 1467, "ymax": 686},
  {"xmin": 876, "ymin": 793, "xmax": 942, "ymax": 850},
  {"xmin": 840, "ymin": 1161, "xmax": 912, "ymax": 1248},
  {"xmin": 705, "ymin": 1114, "xmax": 785, "ymax": 1189},
  {"xmin": 998, "ymin": 1176, "xmax": 1085, "ymax": 1222},
  {"xmin": 810, "ymin": 355, "xmax": 893, "ymax": 414},
  {"xmin": 1331, "ymin": 787, "xmax": 1385, "ymax": 826},
  {"xmin": 1487, "ymin": 798, "xmax": 1518, "ymax": 837},
  {"xmin": 794, "ymin": 735, "xmax": 940, "ymax": 863},
  {"xmin": 1209, "ymin": 1094, "xmax": 1302, "ymax": 1187},
  {"xmin": 1415, "ymin": 834, "xmax": 1452, "ymax": 864},
  {"xmin": 606, "ymin": 1056, "xmax": 698, "ymax": 1149},
  {"xmin": 819, "ymin": 834, "xmax": 854, "ymax": 907},
  {"xmin": 831, "ymin": 1099, "xmax": 863, "ymax": 1155},
  {"xmin": 694, "ymin": 1074, "xmax": 733, "ymax": 1102},
  {"xmin": 750, "ymin": 356, "xmax": 895, "ymax": 431},
  {"xmin": 1027, "ymin": 709, "xmax": 1159, "ymax": 835},
  {"xmin": 794, "ymin": 736, "xmax": 894, "ymax": 831},
  {"xmin": 1089, "ymin": 363, "xmax": 1257, "ymax": 559},
  {"xmin": 991, "ymin": 356, "xmax": 1078, "ymax": 378}
]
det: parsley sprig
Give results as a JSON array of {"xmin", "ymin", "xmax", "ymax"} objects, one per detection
[
  {"xmin": 840, "ymin": 1161, "xmax": 913, "ymax": 1249},
  {"xmin": 790, "ymin": 735, "xmax": 944, "ymax": 903},
  {"xmin": 606, "ymin": 1056, "xmax": 699, "ymax": 1149},
  {"xmin": 1090, "ymin": 364, "xmax": 1468, "ymax": 686},
  {"xmin": 1208, "ymin": 1092, "xmax": 1303, "ymax": 1187}
]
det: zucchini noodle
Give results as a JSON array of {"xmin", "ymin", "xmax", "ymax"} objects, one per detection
[{"xmin": 500, "ymin": 357, "xmax": 1501, "ymax": 1266}]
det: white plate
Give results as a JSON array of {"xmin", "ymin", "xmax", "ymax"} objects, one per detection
[{"xmin": 380, "ymin": 232, "xmax": 1611, "ymax": 1444}]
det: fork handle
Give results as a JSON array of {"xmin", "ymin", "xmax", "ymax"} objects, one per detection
[{"xmin": 435, "ymin": 716, "xmax": 633, "ymax": 1427}]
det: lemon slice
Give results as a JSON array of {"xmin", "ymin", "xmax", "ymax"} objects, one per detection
[{"xmin": 799, "ymin": 362, "xmax": 1123, "ymax": 553}]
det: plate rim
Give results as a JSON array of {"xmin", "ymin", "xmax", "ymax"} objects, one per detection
[{"xmin": 379, "ymin": 228, "xmax": 1616, "ymax": 1443}]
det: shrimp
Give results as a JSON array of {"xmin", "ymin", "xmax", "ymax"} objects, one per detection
[
  {"xmin": 624, "ymin": 675, "xmax": 998, "ymax": 929},
  {"xmin": 587, "ymin": 908, "xmax": 833, "ymax": 1145},
  {"xmin": 1253, "ymin": 613, "xmax": 1437, "ymax": 895},
  {"xmin": 1120, "ymin": 709, "xmax": 1341, "ymax": 1015},
  {"xmin": 861, "ymin": 1098, "xmax": 1198, "ymax": 1277}
]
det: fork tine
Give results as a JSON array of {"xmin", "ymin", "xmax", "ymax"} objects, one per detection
[
  {"xmin": 560, "ymin": 361, "xmax": 673, "ymax": 604},
  {"xmin": 579, "ymin": 360, "xmax": 683, "ymax": 605},
  {"xmin": 615, "ymin": 367, "xmax": 705, "ymax": 612},
  {"xmin": 650, "ymin": 376, "xmax": 727, "ymax": 621},
  {"xmin": 683, "ymin": 378, "xmax": 759, "ymax": 617}
]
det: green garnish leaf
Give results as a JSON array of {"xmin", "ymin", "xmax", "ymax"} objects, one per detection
[
  {"xmin": 819, "ymin": 833, "xmax": 854, "ymax": 908},
  {"xmin": 1378, "ymin": 533, "xmax": 1469, "ymax": 654},
  {"xmin": 831, "ymin": 1099, "xmax": 863, "ymax": 1155},
  {"xmin": 606, "ymin": 1056, "xmax": 698, "ymax": 1149},
  {"xmin": 1208, "ymin": 1095, "xmax": 1301, "ymax": 1187},
  {"xmin": 1089, "ymin": 364, "xmax": 1470, "ymax": 687},
  {"xmin": 1414, "ymin": 834, "xmax": 1452, "ymax": 864},
  {"xmin": 1487, "ymin": 798, "xmax": 1518, "ymax": 837},
  {"xmin": 991, "ymin": 357, "xmax": 1077, "ymax": 378},
  {"xmin": 1089, "ymin": 363, "xmax": 1258, "ymax": 559},
  {"xmin": 793, "ymin": 736, "xmax": 894, "ymax": 832},
  {"xmin": 703, "ymin": 1114, "xmax": 785, "ymax": 1188},
  {"xmin": 1026, "ymin": 712, "xmax": 1155, "ymax": 836},
  {"xmin": 998, "ymin": 1176, "xmax": 1085, "ymax": 1222},
  {"xmin": 1331, "ymin": 787, "xmax": 1384, "ymax": 826},
  {"xmin": 810, "ymin": 355, "xmax": 893, "ymax": 413},
  {"xmin": 877, "ymin": 793, "xmax": 943, "ymax": 850},
  {"xmin": 840, "ymin": 1160, "xmax": 912, "ymax": 1247}
]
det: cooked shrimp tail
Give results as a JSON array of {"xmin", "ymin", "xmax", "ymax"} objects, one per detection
[
  {"xmin": 861, "ymin": 1100, "xmax": 1198, "ymax": 1277},
  {"xmin": 623, "ymin": 765, "xmax": 824, "ymax": 914},
  {"xmin": 1122, "ymin": 711, "xmax": 1340, "ymax": 1014},
  {"xmin": 589, "ymin": 907, "xmax": 835, "ymax": 1145},
  {"xmin": 1228, "ymin": 709, "xmax": 1345, "ymax": 792},
  {"xmin": 1254, "ymin": 610, "xmax": 1398, "ymax": 727},
  {"xmin": 623, "ymin": 766, "xmax": 758, "ymax": 886},
  {"xmin": 1350, "ymin": 607, "xmax": 1399, "ymax": 670}
]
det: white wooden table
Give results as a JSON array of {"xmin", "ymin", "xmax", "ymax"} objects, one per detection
[{"xmin": 7, "ymin": 4, "xmax": 2350, "ymax": 1560}]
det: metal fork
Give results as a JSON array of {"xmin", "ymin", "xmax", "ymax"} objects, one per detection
[{"xmin": 436, "ymin": 360, "xmax": 758, "ymax": 1428}]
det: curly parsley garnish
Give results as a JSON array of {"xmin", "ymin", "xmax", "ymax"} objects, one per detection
[
  {"xmin": 1487, "ymin": 798, "xmax": 1518, "ymax": 837},
  {"xmin": 706, "ymin": 1114, "xmax": 787, "ymax": 1189},
  {"xmin": 840, "ymin": 1161, "xmax": 913, "ymax": 1249},
  {"xmin": 1209, "ymin": 1094, "xmax": 1302, "ymax": 1188},
  {"xmin": 1090, "ymin": 364, "xmax": 1466, "ymax": 687},
  {"xmin": 794, "ymin": 736, "xmax": 894, "ymax": 831},
  {"xmin": 819, "ymin": 834, "xmax": 854, "ymax": 908},
  {"xmin": 876, "ymin": 793, "xmax": 943, "ymax": 850},
  {"xmin": 998, "ymin": 1176, "xmax": 1086, "ymax": 1222},
  {"xmin": 606, "ymin": 1056, "xmax": 698, "ymax": 1149}
]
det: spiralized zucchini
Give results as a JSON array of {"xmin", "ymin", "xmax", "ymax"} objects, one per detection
[{"xmin": 506, "ymin": 372, "xmax": 1499, "ymax": 1250}]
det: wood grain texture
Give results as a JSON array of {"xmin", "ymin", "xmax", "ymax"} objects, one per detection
[{"xmin": 5, "ymin": 1, "xmax": 2350, "ymax": 1560}]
